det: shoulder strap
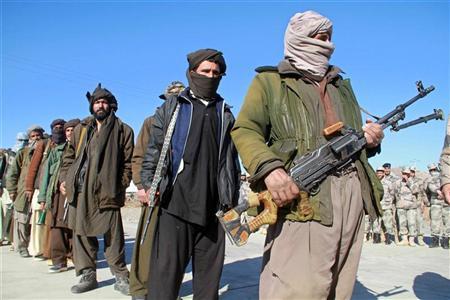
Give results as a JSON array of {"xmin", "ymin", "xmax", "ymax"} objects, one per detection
[
  {"xmin": 147, "ymin": 103, "xmax": 181, "ymax": 206},
  {"xmin": 76, "ymin": 127, "xmax": 87, "ymax": 159}
]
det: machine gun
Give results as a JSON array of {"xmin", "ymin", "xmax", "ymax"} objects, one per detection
[{"xmin": 217, "ymin": 81, "xmax": 443, "ymax": 246}]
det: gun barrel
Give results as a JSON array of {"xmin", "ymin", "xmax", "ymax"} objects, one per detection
[
  {"xmin": 376, "ymin": 83, "xmax": 435, "ymax": 127},
  {"xmin": 391, "ymin": 108, "xmax": 444, "ymax": 131}
]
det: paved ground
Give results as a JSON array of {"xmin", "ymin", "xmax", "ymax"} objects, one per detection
[{"xmin": 1, "ymin": 207, "xmax": 449, "ymax": 299}]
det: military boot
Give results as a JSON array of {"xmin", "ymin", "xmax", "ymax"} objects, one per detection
[
  {"xmin": 373, "ymin": 233, "xmax": 381, "ymax": 244},
  {"xmin": 408, "ymin": 236, "xmax": 417, "ymax": 247},
  {"xmin": 114, "ymin": 276, "xmax": 130, "ymax": 296},
  {"xmin": 71, "ymin": 268, "xmax": 98, "ymax": 294},
  {"xmin": 441, "ymin": 237, "xmax": 449, "ymax": 249},
  {"xmin": 385, "ymin": 234, "xmax": 393, "ymax": 245},
  {"xmin": 417, "ymin": 235, "xmax": 426, "ymax": 246},
  {"xmin": 429, "ymin": 235, "xmax": 440, "ymax": 248},
  {"xmin": 397, "ymin": 235, "xmax": 409, "ymax": 246},
  {"xmin": 365, "ymin": 232, "xmax": 372, "ymax": 243}
]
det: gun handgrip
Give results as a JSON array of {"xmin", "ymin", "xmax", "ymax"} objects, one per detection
[{"xmin": 248, "ymin": 191, "xmax": 278, "ymax": 232}]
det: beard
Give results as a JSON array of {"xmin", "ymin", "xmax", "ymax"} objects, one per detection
[{"xmin": 93, "ymin": 108, "xmax": 110, "ymax": 121}]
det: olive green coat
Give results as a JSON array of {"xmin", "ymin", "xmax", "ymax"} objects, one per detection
[
  {"xmin": 231, "ymin": 61, "xmax": 382, "ymax": 225},
  {"xmin": 6, "ymin": 147, "xmax": 33, "ymax": 212}
]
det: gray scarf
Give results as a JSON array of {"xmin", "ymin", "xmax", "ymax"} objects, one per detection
[{"xmin": 284, "ymin": 11, "xmax": 335, "ymax": 81}]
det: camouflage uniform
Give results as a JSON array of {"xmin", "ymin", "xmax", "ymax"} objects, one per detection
[
  {"xmin": 428, "ymin": 169, "xmax": 450, "ymax": 248},
  {"xmin": 394, "ymin": 176, "xmax": 417, "ymax": 245},
  {"xmin": 439, "ymin": 114, "xmax": 450, "ymax": 248},
  {"xmin": 410, "ymin": 172, "xmax": 426, "ymax": 245},
  {"xmin": 385, "ymin": 172, "xmax": 400, "ymax": 242},
  {"xmin": 380, "ymin": 176, "xmax": 395, "ymax": 244}
]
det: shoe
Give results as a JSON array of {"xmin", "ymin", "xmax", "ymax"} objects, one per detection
[
  {"xmin": 397, "ymin": 235, "xmax": 409, "ymax": 246},
  {"xmin": 19, "ymin": 249, "xmax": 31, "ymax": 258},
  {"xmin": 441, "ymin": 237, "xmax": 449, "ymax": 249},
  {"xmin": 114, "ymin": 276, "xmax": 130, "ymax": 296},
  {"xmin": 417, "ymin": 235, "xmax": 426, "ymax": 246},
  {"xmin": 429, "ymin": 235, "xmax": 439, "ymax": 248},
  {"xmin": 33, "ymin": 254, "xmax": 46, "ymax": 261},
  {"xmin": 71, "ymin": 269, "xmax": 98, "ymax": 293},
  {"xmin": 373, "ymin": 233, "xmax": 381, "ymax": 244},
  {"xmin": 385, "ymin": 234, "xmax": 393, "ymax": 245},
  {"xmin": 9, "ymin": 245, "xmax": 15, "ymax": 251},
  {"xmin": 49, "ymin": 263, "xmax": 68, "ymax": 273},
  {"xmin": 47, "ymin": 259, "xmax": 53, "ymax": 266},
  {"xmin": 67, "ymin": 258, "xmax": 74, "ymax": 268},
  {"xmin": 408, "ymin": 236, "xmax": 417, "ymax": 247}
]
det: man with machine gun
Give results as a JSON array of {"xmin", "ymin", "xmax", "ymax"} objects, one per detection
[{"xmin": 231, "ymin": 11, "xmax": 438, "ymax": 299}]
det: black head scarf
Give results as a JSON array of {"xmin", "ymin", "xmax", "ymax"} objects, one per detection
[
  {"xmin": 186, "ymin": 49, "xmax": 226, "ymax": 100},
  {"xmin": 50, "ymin": 118, "xmax": 66, "ymax": 130},
  {"xmin": 86, "ymin": 83, "xmax": 118, "ymax": 114}
]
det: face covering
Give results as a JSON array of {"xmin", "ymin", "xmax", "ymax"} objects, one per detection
[
  {"xmin": 51, "ymin": 128, "xmax": 66, "ymax": 145},
  {"xmin": 187, "ymin": 71, "xmax": 221, "ymax": 101}
]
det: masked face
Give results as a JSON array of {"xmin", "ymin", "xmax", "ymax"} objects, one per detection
[
  {"xmin": 187, "ymin": 60, "xmax": 222, "ymax": 100},
  {"xmin": 93, "ymin": 99, "xmax": 111, "ymax": 121}
]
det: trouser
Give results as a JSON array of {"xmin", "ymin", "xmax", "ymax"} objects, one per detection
[
  {"xmin": 15, "ymin": 209, "xmax": 31, "ymax": 251},
  {"xmin": 397, "ymin": 208, "xmax": 417, "ymax": 237},
  {"xmin": 430, "ymin": 204, "xmax": 450, "ymax": 237},
  {"xmin": 29, "ymin": 190, "xmax": 45, "ymax": 256},
  {"xmin": 130, "ymin": 205, "xmax": 159, "ymax": 297},
  {"xmin": 147, "ymin": 210, "xmax": 225, "ymax": 300},
  {"xmin": 416, "ymin": 206, "xmax": 424, "ymax": 236},
  {"xmin": 42, "ymin": 212, "xmax": 52, "ymax": 258},
  {"xmin": 73, "ymin": 216, "xmax": 129, "ymax": 277},
  {"xmin": 260, "ymin": 171, "xmax": 364, "ymax": 300},
  {"xmin": 51, "ymin": 226, "xmax": 72, "ymax": 265},
  {"xmin": 381, "ymin": 208, "xmax": 394, "ymax": 235},
  {"xmin": 372, "ymin": 217, "xmax": 381, "ymax": 234},
  {"xmin": 1, "ymin": 189, "xmax": 14, "ymax": 242}
]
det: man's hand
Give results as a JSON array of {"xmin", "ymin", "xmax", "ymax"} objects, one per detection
[
  {"xmin": 39, "ymin": 202, "xmax": 46, "ymax": 210},
  {"xmin": 60, "ymin": 182, "xmax": 66, "ymax": 196},
  {"xmin": 442, "ymin": 184, "xmax": 450, "ymax": 205},
  {"xmin": 24, "ymin": 190, "xmax": 34, "ymax": 202},
  {"xmin": 137, "ymin": 189, "xmax": 148, "ymax": 205},
  {"xmin": 363, "ymin": 120, "xmax": 384, "ymax": 148},
  {"xmin": 264, "ymin": 168, "xmax": 299, "ymax": 207}
]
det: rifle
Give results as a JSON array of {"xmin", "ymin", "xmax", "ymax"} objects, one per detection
[{"xmin": 217, "ymin": 81, "xmax": 442, "ymax": 246}]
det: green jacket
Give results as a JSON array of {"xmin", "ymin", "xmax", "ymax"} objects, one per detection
[
  {"xmin": 231, "ymin": 61, "xmax": 383, "ymax": 225},
  {"xmin": 6, "ymin": 147, "xmax": 33, "ymax": 212},
  {"xmin": 38, "ymin": 142, "xmax": 67, "ymax": 208}
]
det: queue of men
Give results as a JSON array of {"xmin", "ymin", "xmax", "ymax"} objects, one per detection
[
  {"xmin": 365, "ymin": 162, "xmax": 449, "ymax": 249},
  {"xmin": 1, "ymin": 9, "xmax": 449, "ymax": 300}
]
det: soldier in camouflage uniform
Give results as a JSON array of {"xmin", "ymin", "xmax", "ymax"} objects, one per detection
[
  {"xmin": 427, "ymin": 163, "xmax": 450, "ymax": 249},
  {"xmin": 394, "ymin": 167, "xmax": 418, "ymax": 246},
  {"xmin": 383, "ymin": 162, "xmax": 400, "ymax": 242},
  {"xmin": 409, "ymin": 166, "xmax": 426, "ymax": 246},
  {"xmin": 377, "ymin": 166, "xmax": 395, "ymax": 245}
]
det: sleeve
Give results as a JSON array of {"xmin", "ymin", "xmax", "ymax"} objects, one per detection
[
  {"xmin": 120, "ymin": 125, "xmax": 134, "ymax": 189},
  {"xmin": 6, "ymin": 150, "xmax": 24, "ymax": 195},
  {"xmin": 131, "ymin": 117, "xmax": 153, "ymax": 190},
  {"xmin": 25, "ymin": 140, "xmax": 45, "ymax": 192},
  {"xmin": 230, "ymin": 74, "xmax": 284, "ymax": 186}
]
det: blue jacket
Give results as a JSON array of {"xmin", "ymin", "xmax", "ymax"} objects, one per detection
[{"xmin": 141, "ymin": 88, "xmax": 241, "ymax": 209}]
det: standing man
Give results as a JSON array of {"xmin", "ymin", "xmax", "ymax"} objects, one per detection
[
  {"xmin": 376, "ymin": 166, "xmax": 396, "ymax": 245},
  {"xmin": 129, "ymin": 81, "xmax": 185, "ymax": 300},
  {"xmin": 6, "ymin": 125, "xmax": 44, "ymax": 258},
  {"xmin": 440, "ymin": 115, "xmax": 450, "ymax": 205},
  {"xmin": 427, "ymin": 163, "xmax": 450, "ymax": 248},
  {"xmin": 409, "ymin": 166, "xmax": 426, "ymax": 246},
  {"xmin": 394, "ymin": 167, "xmax": 418, "ymax": 246},
  {"xmin": 231, "ymin": 11, "xmax": 384, "ymax": 299},
  {"xmin": 39, "ymin": 118, "xmax": 80, "ymax": 272},
  {"xmin": 59, "ymin": 84, "xmax": 134, "ymax": 295},
  {"xmin": 142, "ymin": 49, "xmax": 240, "ymax": 300}
]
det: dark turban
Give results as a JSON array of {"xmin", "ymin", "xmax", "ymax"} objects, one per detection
[
  {"xmin": 50, "ymin": 118, "xmax": 66, "ymax": 130},
  {"xmin": 187, "ymin": 49, "xmax": 226, "ymax": 74},
  {"xmin": 86, "ymin": 83, "xmax": 118, "ymax": 114},
  {"xmin": 64, "ymin": 118, "xmax": 81, "ymax": 130}
]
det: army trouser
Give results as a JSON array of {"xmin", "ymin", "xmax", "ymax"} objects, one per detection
[
  {"xmin": 397, "ymin": 208, "xmax": 417, "ymax": 237},
  {"xmin": 260, "ymin": 171, "xmax": 364, "ymax": 300},
  {"xmin": 415, "ymin": 206, "xmax": 425, "ymax": 236},
  {"xmin": 372, "ymin": 217, "xmax": 381, "ymax": 234},
  {"xmin": 430, "ymin": 204, "xmax": 450, "ymax": 237},
  {"xmin": 381, "ymin": 209, "xmax": 394, "ymax": 235}
]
